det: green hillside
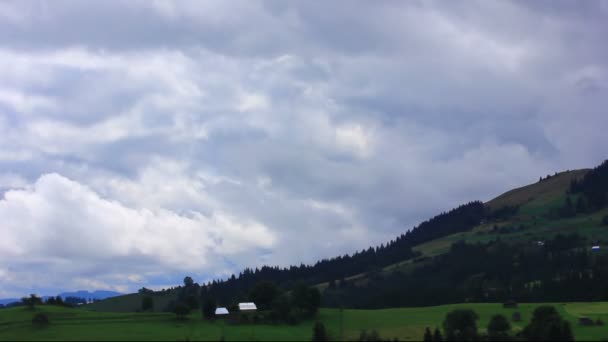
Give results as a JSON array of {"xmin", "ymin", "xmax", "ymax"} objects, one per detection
[
  {"xmin": 486, "ymin": 170, "xmax": 588, "ymax": 211},
  {"xmin": 318, "ymin": 168, "xmax": 606, "ymax": 290},
  {"xmin": 85, "ymin": 166, "xmax": 608, "ymax": 312},
  {"xmin": 2, "ymin": 302, "xmax": 608, "ymax": 341}
]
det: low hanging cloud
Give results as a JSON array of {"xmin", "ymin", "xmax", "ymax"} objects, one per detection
[
  {"xmin": 0, "ymin": 173, "xmax": 275, "ymax": 296},
  {"xmin": 0, "ymin": 0, "xmax": 607, "ymax": 297}
]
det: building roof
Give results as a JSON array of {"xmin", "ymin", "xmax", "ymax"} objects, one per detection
[
  {"xmin": 238, "ymin": 302, "xmax": 257, "ymax": 311},
  {"xmin": 215, "ymin": 307, "xmax": 229, "ymax": 315}
]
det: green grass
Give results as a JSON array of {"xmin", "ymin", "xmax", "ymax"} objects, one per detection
[
  {"xmin": 2, "ymin": 302, "xmax": 608, "ymax": 341},
  {"xmin": 85, "ymin": 292, "xmax": 178, "ymax": 313}
]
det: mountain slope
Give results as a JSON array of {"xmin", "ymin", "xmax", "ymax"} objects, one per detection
[
  {"xmin": 486, "ymin": 169, "xmax": 588, "ymax": 211},
  {"xmin": 88, "ymin": 163, "xmax": 608, "ymax": 312}
]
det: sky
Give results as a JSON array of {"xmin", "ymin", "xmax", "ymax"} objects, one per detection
[{"xmin": 1, "ymin": 0, "xmax": 607, "ymax": 298}]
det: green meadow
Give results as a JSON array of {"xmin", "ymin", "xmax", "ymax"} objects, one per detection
[{"xmin": 2, "ymin": 302, "xmax": 607, "ymax": 341}]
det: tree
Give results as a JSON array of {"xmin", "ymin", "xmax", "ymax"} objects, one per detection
[
  {"xmin": 312, "ymin": 321, "xmax": 328, "ymax": 341},
  {"xmin": 270, "ymin": 294, "xmax": 291, "ymax": 321},
  {"xmin": 443, "ymin": 309, "xmax": 479, "ymax": 341},
  {"xmin": 576, "ymin": 196, "xmax": 587, "ymax": 213},
  {"xmin": 487, "ymin": 314, "xmax": 511, "ymax": 341},
  {"xmin": 433, "ymin": 328, "xmax": 443, "ymax": 341},
  {"xmin": 523, "ymin": 306, "xmax": 573, "ymax": 341},
  {"xmin": 250, "ymin": 281, "xmax": 280, "ymax": 310},
  {"xmin": 202, "ymin": 298, "xmax": 216, "ymax": 320},
  {"xmin": 292, "ymin": 283, "xmax": 322, "ymax": 317},
  {"xmin": 32, "ymin": 313, "xmax": 49, "ymax": 326},
  {"xmin": 423, "ymin": 327, "xmax": 433, "ymax": 342},
  {"xmin": 561, "ymin": 196, "xmax": 575, "ymax": 217},
  {"xmin": 21, "ymin": 294, "xmax": 42, "ymax": 310},
  {"xmin": 141, "ymin": 295, "xmax": 154, "ymax": 311},
  {"xmin": 173, "ymin": 302, "xmax": 191, "ymax": 320},
  {"xmin": 183, "ymin": 276, "xmax": 194, "ymax": 288}
]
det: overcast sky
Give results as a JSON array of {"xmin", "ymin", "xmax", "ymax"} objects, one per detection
[{"xmin": 1, "ymin": 0, "xmax": 607, "ymax": 298}]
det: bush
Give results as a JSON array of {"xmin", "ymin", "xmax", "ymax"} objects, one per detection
[
  {"xmin": 202, "ymin": 298, "xmax": 216, "ymax": 320},
  {"xmin": 443, "ymin": 309, "xmax": 479, "ymax": 341},
  {"xmin": 173, "ymin": 302, "xmax": 191, "ymax": 320},
  {"xmin": 32, "ymin": 313, "xmax": 49, "ymax": 326},
  {"xmin": 487, "ymin": 314, "xmax": 511, "ymax": 341},
  {"xmin": 141, "ymin": 295, "xmax": 154, "ymax": 311},
  {"xmin": 312, "ymin": 321, "xmax": 329, "ymax": 341},
  {"xmin": 523, "ymin": 306, "xmax": 573, "ymax": 341}
]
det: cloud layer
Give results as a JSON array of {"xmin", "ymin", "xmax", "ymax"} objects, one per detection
[{"xmin": 1, "ymin": 0, "xmax": 607, "ymax": 297}]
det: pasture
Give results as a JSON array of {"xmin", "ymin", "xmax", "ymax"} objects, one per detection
[{"xmin": 1, "ymin": 302, "xmax": 607, "ymax": 341}]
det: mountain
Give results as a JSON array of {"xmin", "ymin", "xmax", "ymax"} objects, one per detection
[
  {"xmin": 0, "ymin": 298, "xmax": 19, "ymax": 306},
  {"xmin": 87, "ymin": 161, "xmax": 608, "ymax": 312},
  {"xmin": 0, "ymin": 290, "xmax": 122, "ymax": 307},
  {"xmin": 57, "ymin": 290, "xmax": 122, "ymax": 300}
]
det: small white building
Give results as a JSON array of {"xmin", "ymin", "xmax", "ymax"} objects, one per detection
[
  {"xmin": 238, "ymin": 302, "xmax": 257, "ymax": 311},
  {"xmin": 215, "ymin": 307, "xmax": 229, "ymax": 316},
  {"xmin": 592, "ymin": 245, "xmax": 601, "ymax": 251}
]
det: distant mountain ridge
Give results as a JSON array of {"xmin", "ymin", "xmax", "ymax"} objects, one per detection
[
  {"xmin": 0, "ymin": 290, "xmax": 122, "ymax": 306},
  {"xmin": 56, "ymin": 290, "xmax": 123, "ymax": 300}
]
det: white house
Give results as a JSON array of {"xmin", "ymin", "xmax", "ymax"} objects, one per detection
[
  {"xmin": 215, "ymin": 307, "xmax": 229, "ymax": 316},
  {"xmin": 238, "ymin": 302, "xmax": 257, "ymax": 311}
]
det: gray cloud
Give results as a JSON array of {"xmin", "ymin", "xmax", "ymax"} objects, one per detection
[{"xmin": 0, "ymin": 0, "xmax": 607, "ymax": 298}]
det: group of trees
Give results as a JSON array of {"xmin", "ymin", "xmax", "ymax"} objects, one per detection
[
  {"xmin": 163, "ymin": 277, "xmax": 201, "ymax": 318},
  {"xmin": 199, "ymin": 281, "xmax": 321, "ymax": 324},
  {"xmin": 559, "ymin": 159, "xmax": 608, "ymax": 217},
  {"xmin": 200, "ymin": 202, "xmax": 485, "ymax": 305},
  {"xmin": 323, "ymin": 233, "xmax": 608, "ymax": 308},
  {"xmin": 17, "ymin": 294, "xmax": 93, "ymax": 310},
  {"xmin": 21, "ymin": 294, "xmax": 43, "ymax": 310},
  {"xmin": 158, "ymin": 276, "xmax": 322, "ymax": 324},
  {"xmin": 569, "ymin": 160, "xmax": 608, "ymax": 210},
  {"xmin": 423, "ymin": 306, "xmax": 572, "ymax": 341}
]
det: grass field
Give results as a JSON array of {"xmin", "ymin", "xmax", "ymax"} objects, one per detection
[{"xmin": 2, "ymin": 302, "xmax": 607, "ymax": 341}]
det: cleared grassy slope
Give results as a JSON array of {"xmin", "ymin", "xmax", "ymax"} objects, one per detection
[{"xmin": 486, "ymin": 169, "xmax": 588, "ymax": 211}]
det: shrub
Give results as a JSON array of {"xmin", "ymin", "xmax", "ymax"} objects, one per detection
[
  {"xmin": 32, "ymin": 313, "xmax": 49, "ymax": 326},
  {"xmin": 487, "ymin": 314, "xmax": 511, "ymax": 341},
  {"xmin": 523, "ymin": 306, "xmax": 573, "ymax": 341},
  {"xmin": 312, "ymin": 321, "xmax": 329, "ymax": 342},
  {"xmin": 173, "ymin": 302, "xmax": 191, "ymax": 320},
  {"xmin": 141, "ymin": 295, "xmax": 154, "ymax": 311},
  {"xmin": 443, "ymin": 309, "xmax": 479, "ymax": 341}
]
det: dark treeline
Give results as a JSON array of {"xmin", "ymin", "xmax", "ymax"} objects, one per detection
[
  {"xmin": 202, "ymin": 201, "xmax": 486, "ymax": 304},
  {"xmin": 569, "ymin": 159, "xmax": 608, "ymax": 210},
  {"xmin": 323, "ymin": 234, "xmax": 608, "ymax": 308}
]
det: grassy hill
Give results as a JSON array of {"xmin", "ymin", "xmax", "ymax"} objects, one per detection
[
  {"xmin": 85, "ymin": 167, "xmax": 608, "ymax": 311},
  {"xmin": 486, "ymin": 169, "xmax": 588, "ymax": 211},
  {"xmin": 2, "ymin": 302, "xmax": 607, "ymax": 341},
  {"xmin": 317, "ymin": 168, "xmax": 606, "ymax": 289}
]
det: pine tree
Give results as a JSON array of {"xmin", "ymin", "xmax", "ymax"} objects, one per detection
[
  {"xmin": 424, "ymin": 327, "xmax": 433, "ymax": 342},
  {"xmin": 312, "ymin": 321, "xmax": 328, "ymax": 341},
  {"xmin": 562, "ymin": 321, "xmax": 574, "ymax": 341},
  {"xmin": 433, "ymin": 328, "xmax": 443, "ymax": 341}
]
